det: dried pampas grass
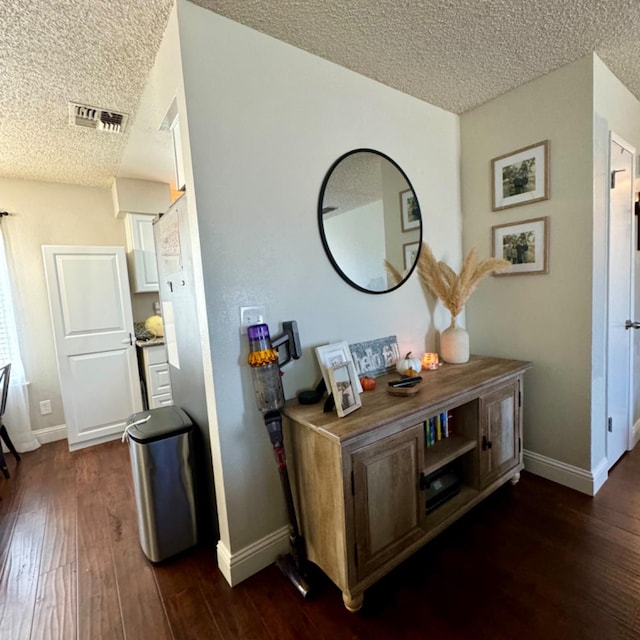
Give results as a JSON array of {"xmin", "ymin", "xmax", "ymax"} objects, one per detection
[
  {"xmin": 383, "ymin": 259, "xmax": 403, "ymax": 287},
  {"xmin": 417, "ymin": 242, "xmax": 510, "ymax": 318}
]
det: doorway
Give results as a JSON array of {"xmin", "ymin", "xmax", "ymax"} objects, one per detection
[
  {"xmin": 42, "ymin": 245, "xmax": 142, "ymax": 450},
  {"xmin": 606, "ymin": 134, "xmax": 635, "ymax": 469}
]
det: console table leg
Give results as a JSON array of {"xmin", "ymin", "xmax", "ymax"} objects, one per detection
[
  {"xmin": 510, "ymin": 472, "xmax": 521, "ymax": 485},
  {"xmin": 342, "ymin": 592, "xmax": 363, "ymax": 612}
]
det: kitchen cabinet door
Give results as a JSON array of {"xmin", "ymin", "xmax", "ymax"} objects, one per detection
[{"xmin": 125, "ymin": 214, "xmax": 159, "ymax": 293}]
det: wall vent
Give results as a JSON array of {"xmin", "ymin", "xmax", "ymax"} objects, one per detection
[{"xmin": 68, "ymin": 102, "xmax": 128, "ymax": 133}]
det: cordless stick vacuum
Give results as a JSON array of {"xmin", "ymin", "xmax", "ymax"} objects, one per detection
[{"xmin": 247, "ymin": 320, "xmax": 311, "ymax": 598}]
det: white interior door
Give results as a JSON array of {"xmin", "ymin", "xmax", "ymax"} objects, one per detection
[
  {"xmin": 606, "ymin": 135, "xmax": 634, "ymax": 469},
  {"xmin": 42, "ymin": 245, "xmax": 142, "ymax": 450}
]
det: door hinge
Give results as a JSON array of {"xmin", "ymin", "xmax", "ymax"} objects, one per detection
[
  {"xmin": 518, "ymin": 390, "xmax": 522, "ymax": 407},
  {"xmin": 519, "ymin": 437, "xmax": 521, "ymax": 453},
  {"xmin": 351, "ymin": 471, "xmax": 354, "ymax": 496},
  {"xmin": 608, "ymin": 417, "xmax": 613, "ymax": 433}
]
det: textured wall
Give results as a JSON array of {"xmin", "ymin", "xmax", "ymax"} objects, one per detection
[
  {"xmin": 176, "ymin": 1, "xmax": 461, "ymax": 554},
  {"xmin": 0, "ymin": 178, "xmax": 129, "ymax": 431},
  {"xmin": 461, "ymin": 57, "xmax": 595, "ymax": 470}
]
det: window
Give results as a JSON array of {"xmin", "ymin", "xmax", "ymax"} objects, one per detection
[
  {"xmin": 0, "ymin": 281, "xmax": 10, "ymax": 365},
  {"xmin": 0, "ymin": 226, "xmax": 18, "ymax": 367}
]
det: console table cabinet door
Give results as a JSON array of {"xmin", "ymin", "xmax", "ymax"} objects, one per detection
[
  {"xmin": 352, "ymin": 424, "xmax": 426, "ymax": 580},
  {"xmin": 479, "ymin": 380, "xmax": 520, "ymax": 487}
]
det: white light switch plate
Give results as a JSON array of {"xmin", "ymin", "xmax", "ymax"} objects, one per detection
[{"xmin": 240, "ymin": 305, "xmax": 265, "ymax": 334}]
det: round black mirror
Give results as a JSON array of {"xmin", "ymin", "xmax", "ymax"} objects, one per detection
[{"xmin": 318, "ymin": 149, "xmax": 422, "ymax": 294}]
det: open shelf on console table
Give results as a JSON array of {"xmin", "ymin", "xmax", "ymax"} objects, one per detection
[
  {"xmin": 283, "ymin": 355, "xmax": 532, "ymax": 612},
  {"xmin": 423, "ymin": 433, "xmax": 476, "ymax": 476}
]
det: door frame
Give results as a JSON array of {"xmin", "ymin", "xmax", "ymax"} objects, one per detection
[{"xmin": 606, "ymin": 131, "xmax": 635, "ymax": 463}]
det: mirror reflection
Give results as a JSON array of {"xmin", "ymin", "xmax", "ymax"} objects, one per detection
[{"xmin": 318, "ymin": 149, "xmax": 422, "ymax": 294}]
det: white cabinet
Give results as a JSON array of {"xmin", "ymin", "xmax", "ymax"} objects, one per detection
[
  {"xmin": 138, "ymin": 343, "xmax": 173, "ymax": 409},
  {"xmin": 125, "ymin": 214, "xmax": 159, "ymax": 293}
]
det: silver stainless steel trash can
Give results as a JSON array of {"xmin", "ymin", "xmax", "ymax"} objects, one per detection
[{"xmin": 125, "ymin": 406, "xmax": 197, "ymax": 562}]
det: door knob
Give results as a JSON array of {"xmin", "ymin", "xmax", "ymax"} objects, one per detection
[{"xmin": 625, "ymin": 320, "xmax": 640, "ymax": 330}]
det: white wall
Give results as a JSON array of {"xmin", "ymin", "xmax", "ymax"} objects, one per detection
[
  {"xmin": 0, "ymin": 178, "xmax": 148, "ymax": 433},
  {"xmin": 460, "ymin": 57, "xmax": 596, "ymax": 478},
  {"xmin": 175, "ymin": 0, "xmax": 461, "ymax": 562},
  {"xmin": 324, "ymin": 200, "xmax": 385, "ymax": 290}
]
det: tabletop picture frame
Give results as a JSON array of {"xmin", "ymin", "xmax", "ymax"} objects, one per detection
[
  {"xmin": 491, "ymin": 140, "xmax": 549, "ymax": 211},
  {"xmin": 315, "ymin": 341, "xmax": 363, "ymax": 393},
  {"xmin": 328, "ymin": 361, "xmax": 362, "ymax": 417}
]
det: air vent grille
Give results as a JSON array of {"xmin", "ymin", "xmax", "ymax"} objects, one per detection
[{"xmin": 68, "ymin": 102, "xmax": 128, "ymax": 133}]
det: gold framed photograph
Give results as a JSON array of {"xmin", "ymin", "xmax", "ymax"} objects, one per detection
[
  {"xmin": 492, "ymin": 216, "xmax": 549, "ymax": 275},
  {"xmin": 491, "ymin": 140, "xmax": 549, "ymax": 211}
]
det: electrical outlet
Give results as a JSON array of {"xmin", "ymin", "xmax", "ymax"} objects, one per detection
[
  {"xmin": 240, "ymin": 305, "xmax": 265, "ymax": 334},
  {"xmin": 39, "ymin": 399, "xmax": 52, "ymax": 415}
]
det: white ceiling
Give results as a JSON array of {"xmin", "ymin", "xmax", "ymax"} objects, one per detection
[{"xmin": 3, "ymin": 0, "xmax": 640, "ymax": 188}]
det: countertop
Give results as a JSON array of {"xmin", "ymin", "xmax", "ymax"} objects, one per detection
[{"xmin": 135, "ymin": 338, "xmax": 165, "ymax": 348}]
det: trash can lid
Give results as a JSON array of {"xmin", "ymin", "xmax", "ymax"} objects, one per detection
[{"xmin": 126, "ymin": 406, "xmax": 193, "ymax": 443}]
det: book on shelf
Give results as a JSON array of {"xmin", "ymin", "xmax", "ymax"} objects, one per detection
[{"xmin": 424, "ymin": 412, "xmax": 452, "ymax": 447}]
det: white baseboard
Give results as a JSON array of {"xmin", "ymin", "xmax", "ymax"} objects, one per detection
[
  {"xmin": 68, "ymin": 430, "xmax": 124, "ymax": 452},
  {"xmin": 32, "ymin": 424, "xmax": 67, "ymax": 444},
  {"xmin": 217, "ymin": 526, "xmax": 290, "ymax": 587},
  {"xmin": 524, "ymin": 449, "xmax": 608, "ymax": 496}
]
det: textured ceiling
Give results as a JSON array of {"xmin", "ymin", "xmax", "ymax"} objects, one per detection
[
  {"xmin": 0, "ymin": 0, "xmax": 173, "ymax": 188},
  {"xmin": 3, "ymin": 0, "xmax": 640, "ymax": 188},
  {"xmin": 195, "ymin": 0, "xmax": 640, "ymax": 114}
]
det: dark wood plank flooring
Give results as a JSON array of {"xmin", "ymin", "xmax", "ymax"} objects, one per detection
[{"xmin": 1, "ymin": 439, "xmax": 640, "ymax": 639}]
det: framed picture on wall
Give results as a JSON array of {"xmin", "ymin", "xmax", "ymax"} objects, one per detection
[
  {"xmin": 491, "ymin": 140, "xmax": 550, "ymax": 211},
  {"xmin": 400, "ymin": 189, "xmax": 421, "ymax": 231},
  {"xmin": 492, "ymin": 216, "xmax": 550, "ymax": 275},
  {"xmin": 403, "ymin": 242, "xmax": 420, "ymax": 271}
]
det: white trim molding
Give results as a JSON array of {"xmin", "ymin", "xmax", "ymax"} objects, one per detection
[
  {"xmin": 631, "ymin": 418, "xmax": 640, "ymax": 449},
  {"xmin": 32, "ymin": 424, "xmax": 67, "ymax": 444},
  {"xmin": 524, "ymin": 449, "xmax": 608, "ymax": 496},
  {"xmin": 217, "ymin": 526, "xmax": 290, "ymax": 587}
]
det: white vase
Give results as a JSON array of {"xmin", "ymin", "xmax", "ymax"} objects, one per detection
[{"xmin": 440, "ymin": 317, "xmax": 469, "ymax": 364}]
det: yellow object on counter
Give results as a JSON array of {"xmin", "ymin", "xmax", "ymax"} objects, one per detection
[{"xmin": 144, "ymin": 315, "xmax": 164, "ymax": 337}]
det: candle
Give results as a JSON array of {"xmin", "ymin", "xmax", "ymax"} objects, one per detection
[{"xmin": 421, "ymin": 352, "xmax": 439, "ymax": 370}]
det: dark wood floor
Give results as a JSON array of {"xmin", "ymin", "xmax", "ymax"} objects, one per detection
[{"xmin": 1, "ymin": 440, "xmax": 640, "ymax": 640}]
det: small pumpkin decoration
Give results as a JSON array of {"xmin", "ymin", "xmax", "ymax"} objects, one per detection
[
  {"xmin": 396, "ymin": 352, "xmax": 422, "ymax": 377},
  {"xmin": 359, "ymin": 376, "xmax": 376, "ymax": 391}
]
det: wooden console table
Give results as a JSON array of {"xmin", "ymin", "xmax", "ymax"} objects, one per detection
[{"xmin": 283, "ymin": 355, "xmax": 532, "ymax": 611}]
